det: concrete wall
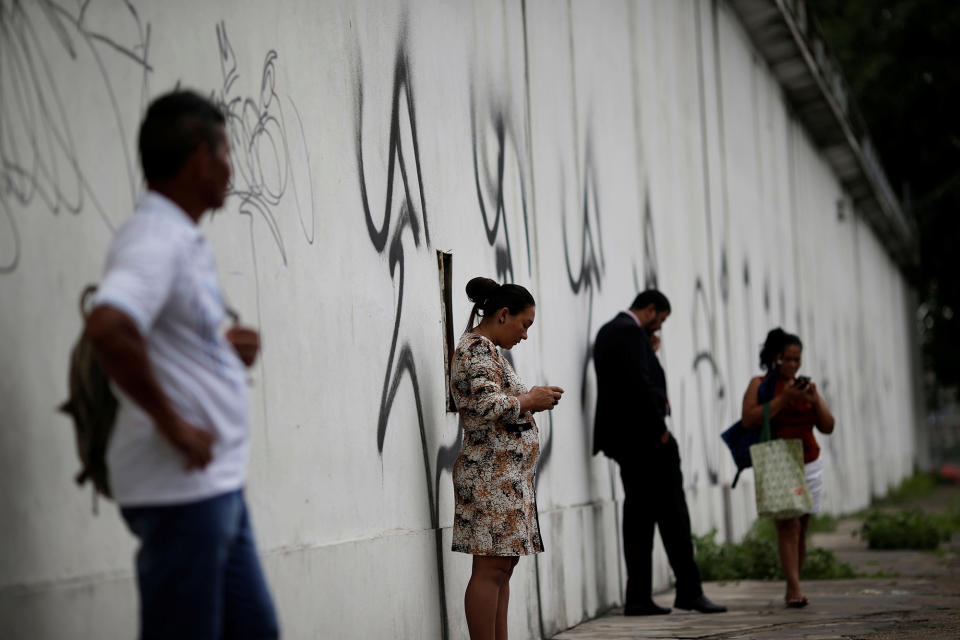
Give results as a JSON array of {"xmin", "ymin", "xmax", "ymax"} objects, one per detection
[{"xmin": 0, "ymin": 0, "xmax": 919, "ymax": 638}]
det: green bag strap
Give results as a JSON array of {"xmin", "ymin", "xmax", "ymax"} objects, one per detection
[{"xmin": 761, "ymin": 402, "xmax": 771, "ymax": 443}]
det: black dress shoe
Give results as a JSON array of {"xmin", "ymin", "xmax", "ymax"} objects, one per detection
[
  {"xmin": 673, "ymin": 594, "xmax": 727, "ymax": 613},
  {"xmin": 623, "ymin": 601, "xmax": 671, "ymax": 616}
]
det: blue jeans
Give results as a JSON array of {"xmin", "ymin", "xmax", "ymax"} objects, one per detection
[{"xmin": 121, "ymin": 490, "xmax": 279, "ymax": 640}]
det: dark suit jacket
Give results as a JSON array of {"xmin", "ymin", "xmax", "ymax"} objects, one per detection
[{"xmin": 592, "ymin": 312, "xmax": 668, "ymax": 462}]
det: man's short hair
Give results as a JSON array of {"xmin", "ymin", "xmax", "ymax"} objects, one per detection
[
  {"xmin": 138, "ymin": 90, "xmax": 226, "ymax": 183},
  {"xmin": 630, "ymin": 289, "xmax": 671, "ymax": 313}
]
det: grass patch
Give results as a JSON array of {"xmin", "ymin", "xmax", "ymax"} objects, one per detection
[
  {"xmin": 856, "ymin": 508, "xmax": 959, "ymax": 550},
  {"xmin": 693, "ymin": 521, "xmax": 855, "ymax": 582},
  {"xmin": 808, "ymin": 513, "xmax": 839, "ymax": 533},
  {"xmin": 859, "ymin": 569, "xmax": 901, "ymax": 578},
  {"xmin": 801, "ymin": 547, "xmax": 858, "ymax": 579},
  {"xmin": 872, "ymin": 471, "xmax": 941, "ymax": 507},
  {"xmin": 749, "ymin": 517, "xmax": 777, "ymax": 543},
  {"xmin": 693, "ymin": 529, "xmax": 779, "ymax": 581}
]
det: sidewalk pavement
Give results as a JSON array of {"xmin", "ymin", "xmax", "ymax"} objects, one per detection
[{"xmin": 555, "ymin": 490, "xmax": 960, "ymax": 639}]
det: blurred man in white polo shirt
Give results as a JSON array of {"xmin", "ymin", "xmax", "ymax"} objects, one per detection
[{"xmin": 85, "ymin": 90, "xmax": 278, "ymax": 639}]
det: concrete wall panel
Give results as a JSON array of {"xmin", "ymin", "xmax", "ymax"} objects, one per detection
[{"xmin": 0, "ymin": 1, "xmax": 920, "ymax": 637}]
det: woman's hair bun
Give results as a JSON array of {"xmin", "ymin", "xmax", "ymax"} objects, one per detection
[
  {"xmin": 766, "ymin": 328, "xmax": 787, "ymax": 343},
  {"xmin": 463, "ymin": 276, "xmax": 536, "ymax": 332},
  {"xmin": 465, "ymin": 277, "xmax": 500, "ymax": 304},
  {"xmin": 759, "ymin": 327, "xmax": 802, "ymax": 370}
]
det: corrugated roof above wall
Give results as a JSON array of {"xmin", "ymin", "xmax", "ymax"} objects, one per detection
[{"xmin": 728, "ymin": 0, "xmax": 919, "ymax": 271}]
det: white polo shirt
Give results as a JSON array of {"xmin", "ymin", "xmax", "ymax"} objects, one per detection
[{"xmin": 94, "ymin": 192, "xmax": 250, "ymax": 507}]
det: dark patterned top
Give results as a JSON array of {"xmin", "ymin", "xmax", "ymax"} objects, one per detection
[{"xmin": 450, "ymin": 332, "xmax": 544, "ymax": 556}]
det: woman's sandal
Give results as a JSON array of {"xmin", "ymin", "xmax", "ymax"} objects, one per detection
[{"xmin": 785, "ymin": 596, "xmax": 809, "ymax": 608}]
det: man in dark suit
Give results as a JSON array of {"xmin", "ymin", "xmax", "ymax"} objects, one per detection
[{"xmin": 593, "ymin": 290, "xmax": 726, "ymax": 616}]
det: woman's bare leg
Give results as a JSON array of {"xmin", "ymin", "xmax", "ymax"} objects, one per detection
[
  {"xmin": 466, "ymin": 556, "xmax": 515, "ymax": 640},
  {"xmin": 494, "ymin": 557, "xmax": 520, "ymax": 640},
  {"xmin": 775, "ymin": 518, "xmax": 804, "ymax": 601},
  {"xmin": 798, "ymin": 514, "xmax": 811, "ymax": 572}
]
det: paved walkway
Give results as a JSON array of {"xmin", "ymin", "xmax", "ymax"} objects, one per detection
[{"xmin": 555, "ymin": 487, "xmax": 960, "ymax": 639}]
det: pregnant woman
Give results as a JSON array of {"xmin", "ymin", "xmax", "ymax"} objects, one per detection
[{"xmin": 450, "ymin": 277, "xmax": 563, "ymax": 640}]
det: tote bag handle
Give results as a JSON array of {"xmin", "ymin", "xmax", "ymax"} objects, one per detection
[{"xmin": 761, "ymin": 402, "xmax": 771, "ymax": 442}]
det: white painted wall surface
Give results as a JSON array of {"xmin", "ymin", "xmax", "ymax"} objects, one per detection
[{"xmin": 0, "ymin": 1, "xmax": 920, "ymax": 638}]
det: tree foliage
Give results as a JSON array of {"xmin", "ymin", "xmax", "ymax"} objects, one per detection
[{"xmin": 806, "ymin": 0, "xmax": 960, "ymax": 393}]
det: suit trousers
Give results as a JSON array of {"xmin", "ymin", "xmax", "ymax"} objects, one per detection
[{"xmin": 619, "ymin": 437, "xmax": 703, "ymax": 605}]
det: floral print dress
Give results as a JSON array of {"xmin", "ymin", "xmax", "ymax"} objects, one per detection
[{"xmin": 450, "ymin": 332, "xmax": 544, "ymax": 556}]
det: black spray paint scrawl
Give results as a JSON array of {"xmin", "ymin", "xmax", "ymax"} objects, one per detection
[{"xmin": 354, "ymin": 33, "xmax": 459, "ymax": 640}]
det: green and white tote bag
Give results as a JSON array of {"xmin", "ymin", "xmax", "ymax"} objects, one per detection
[{"xmin": 749, "ymin": 403, "xmax": 812, "ymax": 519}]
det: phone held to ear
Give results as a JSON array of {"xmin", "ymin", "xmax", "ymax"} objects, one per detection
[{"xmin": 793, "ymin": 375, "xmax": 811, "ymax": 390}]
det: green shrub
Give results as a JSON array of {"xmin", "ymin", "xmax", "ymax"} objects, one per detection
[
  {"xmin": 945, "ymin": 497, "xmax": 960, "ymax": 530},
  {"xmin": 807, "ymin": 512, "xmax": 839, "ymax": 533},
  {"xmin": 746, "ymin": 517, "xmax": 778, "ymax": 543},
  {"xmin": 691, "ymin": 529, "xmax": 729, "ymax": 581},
  {"xmin": 744, "ymin": 513, "xmax": 836, "ymax": 540},
  {"xmin": 856, "ymin": 508, "xmax": 955, "ymax": 550},
  {"xmin": 693, "ymin": 529, "xmax": 780, "ymax": 581},
  {"xmin": 693, "ymin": 525, "xmax": 854, "ymax": 581},
  {"xmin": 873, "ymin": 471, "xmax": 940, "ymax": 507},
  {"xmin": 800, "ymin": 547, "xmax": 856, "ymax": 579}
]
